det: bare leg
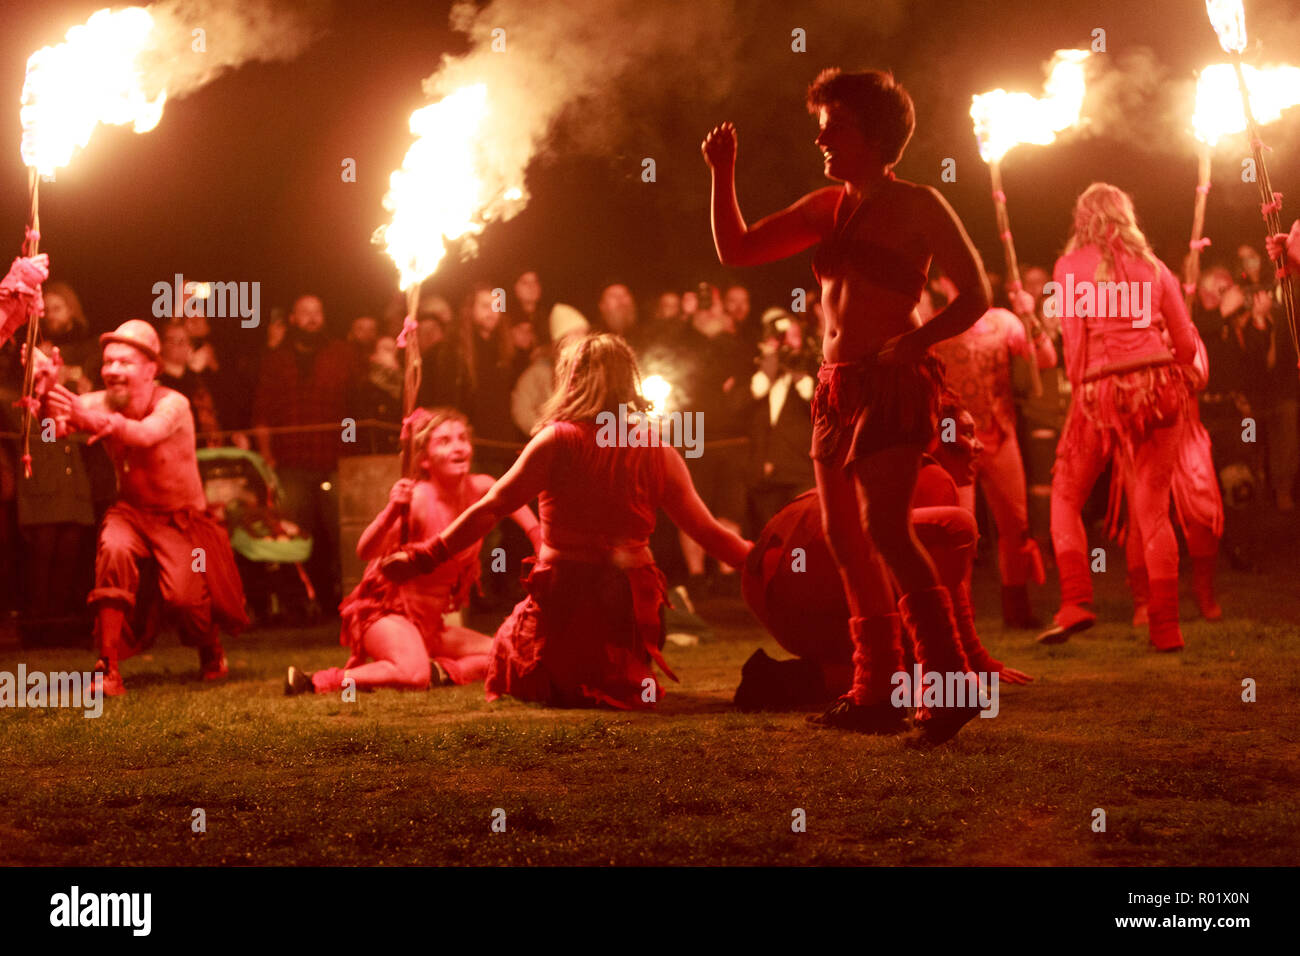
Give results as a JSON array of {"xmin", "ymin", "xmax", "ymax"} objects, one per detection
[{"xmin": 346, "ymin": 615, "xmax": 432, "ymax": 690}]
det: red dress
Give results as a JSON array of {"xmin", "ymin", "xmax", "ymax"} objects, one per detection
[{"xmin": 485, "ymin": 421, "xmax": 674, "ymax": 709}]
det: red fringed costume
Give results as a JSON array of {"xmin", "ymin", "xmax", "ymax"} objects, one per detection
[
  {"xmin": 1048, "ymin": 246, "xmax": 1198, "ymax": 650},
  {"xmin": 338, "ymin": 545, "xmax": 482, "ymax": 684},
  {"xmin": 485, "ymin": 421, "xmax": 674, "ymax": 709}
]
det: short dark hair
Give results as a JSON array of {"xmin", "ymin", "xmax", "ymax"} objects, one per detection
[{"xmin": 806, "ymin": 68, "xmax": 915, "ymax": 166}]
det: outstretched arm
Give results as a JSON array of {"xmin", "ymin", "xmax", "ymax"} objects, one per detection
[
  {"xmin": 472, "ymin": 472, "xmax": 541, "ymax": 552},
  {"xmin": 703, "ymin": 122, "xmax": 833, "ymax": 267},
  {"xmin": 46, "ymin": 384, "xmax": 188, "ymax": 447},
  {"xmin": 382, "ymin": 428, "xmax": 556, "ymax": 579},
  {"xmin": 660, "ymin": 447, "xmax": 752, "ymax": 568}
]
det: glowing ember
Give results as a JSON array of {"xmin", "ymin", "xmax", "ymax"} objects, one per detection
[
  {"xmin": 375, "ymin": 84, "xmax": 529, "ymax": 291},
  {"xmin": 1206, "ymin": 0, "xmax": 1247, "ymax": 55},
  {"xmin": 970, "ymin": 50, "xmax": 1090, "ymax": 164},
  {"xmin": 641, "ymin": 375, "xmax": 671, "ymax": 411},
  {"xmin": 1193, "ymin": 62, "xmax": 1300, "ymax": 147},
  {"xmin": 20, "ymin": 7, "xmax": 166, "ymax": 178}
]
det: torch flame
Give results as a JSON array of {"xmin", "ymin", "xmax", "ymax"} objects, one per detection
[
  {"xmin": 20, "ymin": 7, "xmax": 166, "ymax": 178},
  {"xmin": 375, "ymin": 84, "xmax": 529, "ymax": 291},
  {"xmin": 641, "ymin": 374, "xmax": 671, "ymax": 412},
  {"xmin": 970, "ymin": 50, "xmax": 1090, "ymax": 164},
  {"xmin": 1206, "ymin": 0, "xmax": 1248, "ymax": 55},
  {"xmin": 1193, "ymin": 62, "xmax": 1300, "ymax": 146}
]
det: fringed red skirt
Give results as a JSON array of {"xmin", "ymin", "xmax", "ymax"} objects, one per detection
[
  {"xmin": 485, "ymin": 559, "xmax": 674, "ymax": 710},
  {"xmin": 810, "ymin": 354, "xmax": 945, "ymax": 467},
  {"xmin": 1061, "ymin": 363, "xmax": 1190, "ymax": 469},
  {"xmin": 338, "ymin": 555, "xmax": 478, "ymax": 669}
]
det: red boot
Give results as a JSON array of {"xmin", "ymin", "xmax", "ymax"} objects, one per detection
[
  {"xmin": 899, "ymin": 586, "xmax": 981, "ymax": 746},
  {"xmin": 1128, "ymin": 565, "xmax": 1149, "ymax": 629},
  {"xmin": 199, "ymin": 637, "xmax": 229, "ymax": 681},
  {"xmin": 311, "ymin": 667, "xmax": 347, "ymax": 694},
  {"xmin": 93, "ymin": 605, "xmax": 128, "ymax": 697},
  {"xmin": 1148, "ymin": 577, "xmax": 1185, "ymax": 652},
  {"xmin": 957, "ymin": 582, "xmax": 1002, "ymax": 674},
  {"xmin": 808, "ymin": 614, "xmax": 908, "ymax": 734},
  {"xmin": 1191, "ymin": 554, "xmax": 1223, "ymax": 621},
  {"xmin": 1037, "ymin": 551, "xmax": 1096, "ymax": 644}
]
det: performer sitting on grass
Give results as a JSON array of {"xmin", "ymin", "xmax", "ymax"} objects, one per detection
[
  {"xmin": 381, "ymin": 333, "xmax": 752, "ymax": 710},
  {"xmin": 286, "ymin": 407, "xmax": 539, "ymax": 695},
  {"xmin": 702, "ymin": 68, "xmax": 992, "ymax": 743},
  {"xmin": 39, "ymin": 320, "xmax": 248, "ymax": 696}
]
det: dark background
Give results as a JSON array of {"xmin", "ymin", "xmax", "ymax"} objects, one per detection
[{"xmin": 2, "ymin": 0, "xmax": 1298, "ymax": 352}]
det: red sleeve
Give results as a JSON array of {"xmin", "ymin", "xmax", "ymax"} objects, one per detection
[{"xmin": 1159, "ymin": 264, "xmax": 1198, "ymax": 366}]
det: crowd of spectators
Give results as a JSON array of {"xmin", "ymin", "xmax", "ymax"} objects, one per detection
[{"xmin": 2, "ymin": 243, "xmax": 1296, "ymax": 643}]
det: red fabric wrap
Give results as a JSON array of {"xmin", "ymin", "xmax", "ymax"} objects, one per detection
[
  {"xmin": 485, "ymin": 558, "xmax": 673, "ymax": 710},
  {"xmin": 338, "ymin": 550, "xmax": 479, "ymax": 660},
  {"xmin": 89, "ymin": 500, "xmax": 248, "ymax": 659},
  {"xmin": 1061, "ymin": 363, "xmax": 1188, "ymax": 468},
  {"xmin": 810, "ymin": 354, "xmax": 944, "ymax": 466}
]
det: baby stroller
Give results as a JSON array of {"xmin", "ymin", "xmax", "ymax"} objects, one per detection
[{"xmin": 196, "ymin": 447, "xmax": 318, "ymax": 626}]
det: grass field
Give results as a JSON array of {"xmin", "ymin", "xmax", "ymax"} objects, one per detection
[{"xmin": 2, "ymin": 542, "xmax": 1298, "ymax": 866}]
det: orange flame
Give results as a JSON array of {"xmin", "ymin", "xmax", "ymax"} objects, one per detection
[
  {"xmin": 375, "ymin": 84, "xmax": 528, "ymax": 291},
  {"xmin": 1193, "ymin": 62, "xmax": 1300, "ymax": 147},
  {"xmin": 20, "ymin": 7, "xmax": 166, "ymax": 178},
  {"xmin": 1206, "ymin": 0, "xmax": 1248, "ymax": 55},
  {"xmin": 970, "ymin": 50, "xmax": 1090, "ymax": 164}
]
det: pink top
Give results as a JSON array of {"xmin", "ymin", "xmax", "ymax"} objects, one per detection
[
  {"xmin": 1052, "ymin": 247, "xmax": 1197, "ymax": 386},
  {"xmin": 539, "ymin": 420, "xmax": 667, "ymax": 560}
]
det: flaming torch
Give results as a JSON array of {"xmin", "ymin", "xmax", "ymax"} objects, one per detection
[
  {"xmin": 1188, "ymin": 62, "xmax": 1300, "ymax": 306},
  {"xmin": 971, "ymin": 49, "xmax": 1090, "ymax": 396},
  {"xmin": 17, "ymin": 6, "xmax": 167, "ymax": 476},
  {"xmin": 1205, "ymin": 0, "xmax": 1299, "ymax": 361},
  {"xmin": 373, "ymin": 82, "xmax": 526, "ymax": 533}
]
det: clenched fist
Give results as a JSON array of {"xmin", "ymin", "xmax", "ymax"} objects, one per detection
[{"xmin": 701, "ymin": 122, "xmax": 737, "ymax": 171}]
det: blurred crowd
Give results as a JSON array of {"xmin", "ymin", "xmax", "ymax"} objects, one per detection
[{"xmin": 1, "ymin": 242, "xmax": 1296, "ymax": 645}]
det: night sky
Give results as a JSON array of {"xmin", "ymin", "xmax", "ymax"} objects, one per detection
[{"xmin": 4, "ymin": 0, "xmax": 1299, "ymax": 354}]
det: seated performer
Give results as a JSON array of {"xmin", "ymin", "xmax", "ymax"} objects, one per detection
[
  {"xmin": 703, "ymin": 68, "xmax": 992, "ymax": 742},
  {"xmin": 286, "ymin": 407, "xmax": 539, "ymax": 695},
  {"xmin": 382, "ymin": 333, "xmax": 752, "ymax": 710},
  {"xmin": 1039, "ymin": 184, "xmax": 1198, "ymax": 651},
  {"xmin": 42, "ymin": 320, "xmax": 248, "ymax": 695},
  {"xmin": 738, "ymin": 390, "xmax": 1031, "ymax": 710}
]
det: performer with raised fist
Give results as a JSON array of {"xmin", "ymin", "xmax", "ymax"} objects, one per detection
[{"xmin": 702, "ymin": 68, "xmax": 992, "ymax": 743}]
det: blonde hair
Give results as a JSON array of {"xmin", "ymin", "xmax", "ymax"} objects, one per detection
[
  {"xmin": 1064, "ymin": 183, "xmax": 1161, "ymax": 281},
  {"xmin": 538, "ymin": 333, "xmax": 648, "ymax": 429},
  {"xmin": 404, "ymin": 406, "xmax": 471, "ymax": 479}
]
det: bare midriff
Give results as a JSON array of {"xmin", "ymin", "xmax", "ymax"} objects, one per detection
[
  {"xmin": 818, "ymin": 181, "xmax": 932, "ymax": 364},
  {"xmin": 538, "ymin": 540, "xmax": 655, "ymax": 569}
]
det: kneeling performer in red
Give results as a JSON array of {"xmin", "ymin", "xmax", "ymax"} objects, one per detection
[{"xmin": 383, "ymin": 334, "xmax": 752, "ymax": 709}]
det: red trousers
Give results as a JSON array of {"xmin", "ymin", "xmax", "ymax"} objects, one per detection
[
  {"xmin": 89, "ymin": 501, "xmax": 248, "ymax": 658},
  {"xmin": 959, "ymin": 430, "xmax": 1034, "ymax": 586}
]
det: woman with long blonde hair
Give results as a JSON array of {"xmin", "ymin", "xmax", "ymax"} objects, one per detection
[
  {"xmin": 1040, "ymin": 183, "xmax": 1200, "ymax": 651},
  {"xmin": 382, "ymin": 333, "xmax": 751, "ymax": 709}
]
